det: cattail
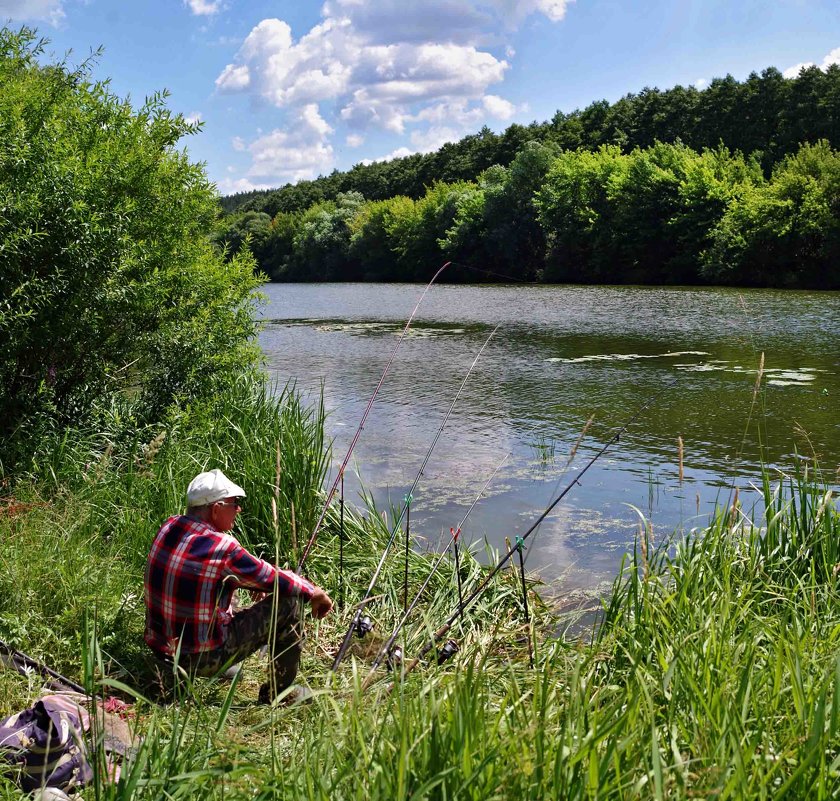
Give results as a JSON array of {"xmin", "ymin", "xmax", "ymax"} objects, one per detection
[
  {"xmin": 730, "ymin": 487, "xmax": 740, "ymax": 527},
  {"xmin": 273, "ymin": 440, "xmax": 281, "ymax": 543},
  {"xmin": 505, "ymin": 537, "xmax": 516, "ymax": 573},
  {"xmin": 564, "ymin": 416, "xmax": 594, "ymax": 471},
  {"xmin": 144, "ymin": 431, "xmax": 166, "ymax": 467},
  {"xmin": 752, "ymin": 352, "xmax": 765, "ymax": 399},
  {"xmin": 677, "ymin": 435, "xmax": 684, "ymax": 485},
  {"xmin": 696, "ymin": 492, "xmax": 700, "ymax": 517},
  {"xmin": 639, "ymin": 522, "xmax": 649, "ymax": 582}
]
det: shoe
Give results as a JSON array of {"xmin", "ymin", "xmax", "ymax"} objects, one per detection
[
  {"xmin": 258, "ymin": 683, "xmax": 313, "ymax": 706},
  {"xmin": 223, "ymin": 662, "xmax": 242, "ymax": 680}
]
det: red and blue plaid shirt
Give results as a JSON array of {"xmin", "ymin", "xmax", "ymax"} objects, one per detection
[{"xmin": 144, "ymin": 515, "xmax": 315, "ymax": 656}]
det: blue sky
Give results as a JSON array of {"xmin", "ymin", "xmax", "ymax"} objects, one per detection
[{"xmin": 3, "ymin": 0, "xmax": 839, "ymax": 195}]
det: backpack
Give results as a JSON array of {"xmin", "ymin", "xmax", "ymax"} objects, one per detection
[{"xmin": 0, "ymin": 695, "xmax": 93, "ymax": 793}]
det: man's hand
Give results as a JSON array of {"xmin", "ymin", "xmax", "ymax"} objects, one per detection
[{"xmin": 310, "ymin": 588, "xmax": 333, "ymax": 619}]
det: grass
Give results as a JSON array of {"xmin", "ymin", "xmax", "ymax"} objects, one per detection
[{"xmin": 1, "ymin": 377, "xmax": 840, "ymax": 799}]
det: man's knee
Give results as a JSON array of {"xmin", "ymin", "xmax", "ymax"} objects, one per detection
[{"xmin": 225, "ymin": 594, "xmax": 301, "ymax": 658}]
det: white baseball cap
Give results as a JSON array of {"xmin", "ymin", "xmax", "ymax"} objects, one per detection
[{"xmin": 186, "ymin": 469, "xmax": 246, "ymax": 506}]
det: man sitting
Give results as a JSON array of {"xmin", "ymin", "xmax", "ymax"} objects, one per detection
[{"xmin": 144, "ymin": 468, "xmax": 332, "ymax": 703}]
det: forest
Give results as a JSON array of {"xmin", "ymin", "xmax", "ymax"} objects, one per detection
[{"xmin": 217, "ymin": 66, "xmax": 840, "ymax": 288}]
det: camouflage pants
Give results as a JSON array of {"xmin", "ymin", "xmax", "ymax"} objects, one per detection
[{"xmin": 182, "ymin": 595, "xmax": 303, "ymax": 697}]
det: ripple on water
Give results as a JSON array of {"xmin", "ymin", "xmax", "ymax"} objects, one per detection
[
  {"xmin": 673, "ymin": 362, "xmax": 825, "ymax": 386},
  {"xmin": 545, "ymin": 350, "xmax": 710, "ymax": 364}
]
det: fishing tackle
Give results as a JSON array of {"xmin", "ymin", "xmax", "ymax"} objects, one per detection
[
  {"xmin": 403, "ymin": 493, "xmax": 412, "ymax": 613},
  {"xmin": 452, "ymin": 527, "xmax": 464, "ymax": 609},
  {"xmin": 361, "ymin": 455, "xmax": 509, "ymax": 690},
  {"xmin": 297, "ymin": 262, "xmax": 450, "ymax": 573},
  {"xmin": 514, "ymin": 535, "xmax": 534, "ymax": 668},
  {"xmin": 437, "ymin": 639, "xmax": 459, "ymax": 665},
  {"xmin": 386, "ymin": 646, "xmax": 403, "ymax": 670},
  {"xmin": 339, "ymin": 472, "xmax": 345, "ymax": 608},
  {"xmin": 355, "ymin": 615, "xmax": 374, "ymax": 638},
  {"xmin": 0, "ymin": 639, "xmax": 86, "ymax": 694},
  {"xmin": 400, "ymin": 380, "xmax": 678, "ymax": 680},
  {"xmin": 331, "ymin": 325, "xmax": 501, "ymax": 672}
]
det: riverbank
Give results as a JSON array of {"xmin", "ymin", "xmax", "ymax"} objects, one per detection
[{"xmin": 2, "ymin": 375, "xmax": 839, "ymax": 799}]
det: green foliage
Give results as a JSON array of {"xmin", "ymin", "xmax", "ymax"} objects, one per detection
[
  {"xmin": 703, "ymin": 140, "xmax": 840, "ymax": 287},
  {"xmin": 444, "ymin": 141, "xmax": 560, "ymax": 281},
  {"xmin": 289, "ymin": 192, "xmax": 366, "ymax": 280},
  {"xmin": 348, "ymin": 195, "xmax": 414, "ymax": 281},
  {"xmin": 537, "ymin": 145, "xmax": 628, "ymax": 282},
  {"xmin": 215, "ymin": 63, "xmax": 840, "ymax": 288},
  {"xmin": 221, "ymin": 63, "xmax": 840, "ymax": 223},
  {"xmin": 0, "ymin": 27, "xmax": 263, "ymax": 466}
]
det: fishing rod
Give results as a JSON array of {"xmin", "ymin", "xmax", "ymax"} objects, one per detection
[
  {"xmin": 399, "ymin": 380, "xmax": 677, "ymax": 678},
  {"xmin": 0, "ymin": 638, "xmax": 86, "ymax": 694},
  {"xmin": 297, "ymin": 262, "xmax": 450, "ymax": 573},
  {"xmin": 361, "ymin": 454, "xmax": 509, "ymax": 688},
  {"xmin": 331, "ymin": 325, "xmax": 500, "ymax": 671}
]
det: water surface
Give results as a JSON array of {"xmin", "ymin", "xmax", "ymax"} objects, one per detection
[{"xmin": 259, "ymin": 283, "xmax": 840, "ymax": 592}]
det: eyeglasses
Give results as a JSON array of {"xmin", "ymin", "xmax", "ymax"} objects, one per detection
[{"xmin": 216, "ymin": 498, "xmax": 243, "ymax": 509}]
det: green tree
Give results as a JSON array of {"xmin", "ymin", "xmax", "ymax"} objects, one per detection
[
  {"xmin": 704, "ymin": 140, "xmax": 840, "ymax": 287},
  {"xmin": 0, "ymin": 27, "xmax": 262, "ymax": 460},
  {"xmin": 290, "ymin": 192, "xmax": 366, "ymax": 280}
]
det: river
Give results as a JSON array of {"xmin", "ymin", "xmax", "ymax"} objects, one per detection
[{"xmin": 258, "ymin": 283, "xmax": 840, "ymax": 594}]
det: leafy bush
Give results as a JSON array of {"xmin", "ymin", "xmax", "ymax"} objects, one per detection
[{"xmin": 0, "ymin": 28, "xmax": 262, "ymax": 468}]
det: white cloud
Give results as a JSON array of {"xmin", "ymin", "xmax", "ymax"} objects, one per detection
[
  {"xmin": 216, "ymin": 64, "xmax": 250, "ymax": 91},
  {"xmin": 231, "ymin": 136, "xmax": 246, "ymax": 151},
  {"xmin": 0, "ymin": 0, "xmax": 65, "ymax": 24},
  {"xmin": 184, "ymin": 111, "xmax": 203, "ymax": 125},
  {"xmin": 783, "ymin": 47, "xmax": 840, "ymax": 79},
  {"xmin": 821, "ymin": 47, "xmax": 840, "ymax": 69},
  {"xmin": 217, "ymin": 1, "xmax": 569, "ymax": 188},
  {"xmin": 361, "ymin": 146, "xmax": 415, "ymax": 165},
  {"xmin": 783, "ymin": 61, "xmax": 815, "ymax": 79},
  {"xmin": 694, "ymin": 78, "xmax": 708, "ymax": 90},
  {"xmin": 321, "ymin": 0, "xmax": 573, "ymax": 43},
  {"xmin": 183, "ymin": 0, "xmax": 221, "ymax": 15},
  {"xmin": 482, "ymin": 94, "xmax": 517, "ymax": 119},
  {"xmin": 215, "ymin": 177, "xmax": 274, "ymax": 195},
  {"xmin": 244, "ymin": 104, "xmax": 335, "ymax": 183},
  {"xmin": 410, "ymin": 125, "xmax": 462, "ymax": 152}
]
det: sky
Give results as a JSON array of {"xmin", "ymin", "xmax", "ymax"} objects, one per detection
[{"xmin": 2, "ymin": 0, "xmax": 839, "ymax": 196}]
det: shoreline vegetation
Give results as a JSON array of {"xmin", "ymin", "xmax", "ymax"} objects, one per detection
[
  {"xmin": 4, "ymin": 26, "xmax": 840, "ymax": 798},
  {"xmin": 218, "ymin": 67, "xmax": 840, "ymax": 290},
  {"xmin": 4, "ymin": 375, "xmax": 840, "ymax": 798}
]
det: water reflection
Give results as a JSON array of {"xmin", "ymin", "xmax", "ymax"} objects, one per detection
[{"xmin": 259, "ymin": 283, "xmax": 840, "ymax": 588}]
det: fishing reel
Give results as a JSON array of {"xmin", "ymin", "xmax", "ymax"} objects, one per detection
[
  {"xmin": 386, "ymin": 646, "xmax": 403, "ymax": 670},
  {"xmin": 355, "ymin": 615, "xmax": 374, "ymax": 638},
  {"xmin": 437, "ymin": 639, "xmax": 459, "ymax": 665}
]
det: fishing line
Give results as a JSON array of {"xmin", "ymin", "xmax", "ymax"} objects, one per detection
[
  {"xmin": 400, "ymin": 378, "xmax": 678, "ymax": 676},
  {"xmin": 297, "ymin": 262, "xmax": 450, "ymax": 572},
  {"xmin": 331, "ymin": 325, "xmax": 501, "ymax": 671}
]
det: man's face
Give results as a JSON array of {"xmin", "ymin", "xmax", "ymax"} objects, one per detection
[{"xmin": 211, "ymin": 496, "xmax": 242, "ymax": 532}]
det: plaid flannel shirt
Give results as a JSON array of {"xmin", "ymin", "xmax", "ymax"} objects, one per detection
[{"xmin": 144, "ymin": 515, "xmax": 315, "ymax": 656}]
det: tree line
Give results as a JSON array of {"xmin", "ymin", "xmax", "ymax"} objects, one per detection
[
  {"xmin": 215, "ymin": 138, "xmax": 840, "ymax": 288},
  {"xmin": 220, "ymin": 64, "xmax": 840, "ymax": 220}
]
